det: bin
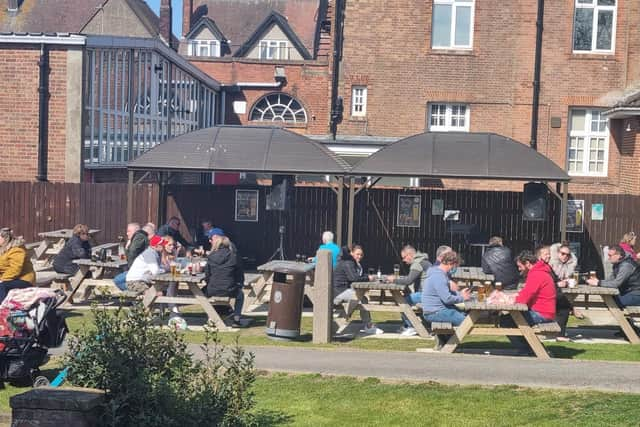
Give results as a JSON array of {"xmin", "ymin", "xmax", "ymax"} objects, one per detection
[{"xmin": 265, "ymin": 272, "xmax": 305, "ymax": 339}]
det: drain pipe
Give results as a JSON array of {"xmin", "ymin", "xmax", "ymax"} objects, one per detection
[
  {"xmin": 36, "ymin": 43, "xmax": 50, "ymax": 181},
  {"xmin": 329, "ymin": 0, "xmax": 345, "ymax": 140},
  {"xmin": 530, "ymin": 0, "xmax": 544, "ymax": 151}
]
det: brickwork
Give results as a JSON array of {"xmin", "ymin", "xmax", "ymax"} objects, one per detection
[{"xmin": 0, "ymin": 47, "xmax": 69, "ymax": 182}]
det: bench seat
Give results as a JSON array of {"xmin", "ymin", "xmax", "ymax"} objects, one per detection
[
  {"xmin": 35, "ymin": 271, "xmax": 71, "ymax": 287},
  {"xmin": 430, "ymin": 322, "xmax": 454, "ymax": 334},
  {"xmin": 624, "ymin": 306, "xmax": 640, "ymax": 315},
  {"xmin": 532, "ymin": 321, "xmax": 561, "ymax": 334}
]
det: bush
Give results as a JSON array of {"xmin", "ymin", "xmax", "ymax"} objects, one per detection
[{"xmin": 63, "ymin": 303, "xmax": 256, "ymax": 427}]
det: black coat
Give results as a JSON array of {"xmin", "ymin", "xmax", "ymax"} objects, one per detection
[
  {"xmin": 332, "ymin": 247, "xmax": 368, "ymax": 295},
  {"xmin": 53, "ymin": 235, "xmax": 91, "ymax": 274},
  {"xmin": 126, "ymin": 230, "xmax": 148, "ymax": 269},
  {"xmin": 204, "ymin": 246, "xmax": 238, "ymax": 297},
  {"xmin": 481, "ymin": 244, "xmax": 519, "ymax": 289}
]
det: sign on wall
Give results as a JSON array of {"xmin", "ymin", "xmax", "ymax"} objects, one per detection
[
  {"xmin": 235, "ymin": 189, "xmax": 259, "ymax": 222},
  {"xmin": 567, "ymin": 199, "xmax": 584, "ymax": 233},
  {"xmin": 591, "ymin": 203, "xmax": 604, "ymax": 221},
  {"xmin": 397, "ymin": 195, "xmax": 421, "ymax": 227}
]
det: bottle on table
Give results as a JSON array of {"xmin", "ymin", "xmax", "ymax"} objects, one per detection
[{"xmin": 377, "ymin": 266, "xmax": 382, "ymax": 282}]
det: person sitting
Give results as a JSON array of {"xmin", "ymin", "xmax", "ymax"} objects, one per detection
[
  {"xmin": 332, "ymin": 245, "xmax": 382, "ymax": 335},
  {"xmin": 547, "ymin": 244, "xmax": 574, "ymax": 341},
  {"xmin": 194, "ymin": 220, "xmax": 214, "ymax": 253},
  {"xmin": 310, "ymin": 231, "xmax": 341, "ymax": 267},
  {"xmin": 158, "ymin": 216, "xmax": 191, "ymax": 254},
  {"xmin": 114, "ymin": 222, "xmax": 150, "ymax": 290},
  {"xmin": 587, "ymin": 245, "xmax": 640, "ymax": 308},
  {"xmin": 422, "ymin": 251, "xmax": 471, "ymax": 346},
  {"xmin": 481, "ymin": 236, "xmax": 520, "ymax": 290},
  {"xmin": 125, "ymin": 235, "xmax": 167, "ymax": 294},
  {"xmin": 52, "ymin": 224, "xmax": 91, "ymax": 275},
  {"xmin": 618, "ymin": 232, "xmax": 638, "ymax": 261},
  {"xmin": 204, "ymin": 229, "xmax": 245, "ymax": 328},
  {"xmin": 387, "ymin": 245, "xmax": 431, "ymax": 337},
  {"xmin": 0, "ymin": 228, "xmax": 35, "ymax": 302},
  {"xmin": 500, "ymin": 248, "xmax": 556, "ymax": 353}
]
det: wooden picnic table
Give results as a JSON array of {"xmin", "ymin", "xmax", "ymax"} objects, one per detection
[
  {"xmin": 350, "ymin": 281, "xmax": 431, "ymax": 338},
  {"xmin": 66, "ymin": 257, "xmax": 128, "ymax": 304},
  {"xmin": 31, "ymin": 228, "xmax": 101, "ymax": 263},
  {"xmin": 561, "ymin": 285, "xmax": 640, "ymax": 344},
  {"xmin": 439, "ymin": 300, "xmax": 554, "ymax": 359},
  {"xmin": 451, "ymin": 266, "xmax": 494, "ymax": 283},
  {"xmin": 246, "ymin": 261, "xmax": 316, "ymax": 310},
  {"xmin": 144, "ymin": 272, "xmax": 231, "ymax": 331}
]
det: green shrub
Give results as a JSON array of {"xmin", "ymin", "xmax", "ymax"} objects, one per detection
[{"xmin": 63, "ymin": 303, "xmax": 256, "ymax": 427}]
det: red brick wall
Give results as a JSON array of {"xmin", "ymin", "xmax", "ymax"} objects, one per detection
[
  {"xmin": 337, "ymin": 0, "xmax": 640, "ymax": 195},
  {"xmin": 0, "ymin": 47, "xmax": 68, "ymax": 182},
  {"xmin": 193, "ymin": 59, "xmax": 331, "ymax": 134}
]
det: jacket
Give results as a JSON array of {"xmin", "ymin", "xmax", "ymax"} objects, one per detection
[
  {"xmin": 549, "ymin": 243, "xmax": 578, "ymax": 280},
  {"xmin": 600, "ymin": 255, "xmax": 640, "ymax": 296},
  {"xmin": 158, "ymin": 224, "xmax": 191, "ymax": 249},
  {"xmin": 332, "ymin": 247, "xmax": 368, "ymax": 295},
  {"xmin": 0, "ymin": 238, "xmax": 35, "ymax": 284},
  {"xmin": 481, "ymin": 244, "xmax": 519, "ymax": 289},
  {"xmin": 126, "ymin": 229, "xmax": 148, "ymax": 269},
  {"xmin": 515, "ymin": 260, "xmax": 556, "ymax": 320},
  {"xmin": 53, "ymin": 235, "xmax": 91, "ymax": 275},
  {"xmin": 394, "ymin": 251, "xmax": 431, "ymax": 292},
  {"xmin": 126, "ymin": 247, "xmax": 162, "ymax": 283},
  {"xmin": 619, "ymin": 242, "xmax": 638, "ymax": 261},
  {"xmin": 204, "ymin": 246, "xmax": 238, "ymax": 297},
  {"xmin": 422, "ymin": 265, "xmax": 463, "ymax": 313}
]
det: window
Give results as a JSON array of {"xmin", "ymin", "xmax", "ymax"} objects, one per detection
[
  {"xmin": 432, "ymin": 0, "xmax": 474, "ymax": 49},
  {"xmin": 249, "ymin": 93, "xmax": 307, "ymax": 124},
  {"xmin": 351, "ymin": 86, "xmax": 367, "ymax": 117},
  {"xmin": 573, "ymin": 0, "xmax": 616, "ymax": 53},
  {"xmin": 188, "ymin": 40, "xmax": 220, "ymax": 57},
  {"xmin": 428, "ymin": 103, "xmax": 469, "ymax": 131},
  {"xmin": 259, "ymin": 40, "xmax": 289, "ymax": 60},
  {"xmin": 567, "ymin": 109, "xmax": 608, "ymax": 176}
]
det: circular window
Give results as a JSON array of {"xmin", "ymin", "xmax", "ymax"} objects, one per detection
[{"xmin": 249, "ymin": 93, "xmax": 307, "ymax": 124}]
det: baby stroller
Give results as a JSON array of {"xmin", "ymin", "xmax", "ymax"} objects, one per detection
[{"xmin": 0, "ymin": 288, "xmax": 68, "ymax": 385}]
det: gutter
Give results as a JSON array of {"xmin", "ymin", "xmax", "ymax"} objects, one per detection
[
  {"xmin": 0, "ymin": 33, "xmax": 86, "ymax": 45},
  {"xmin": 530, "ymin": 0, "xmax": 544, "ymax": 150},
  {"xmin": 227, "ymin": 81, "xmax": 283, "ymax": 88},
  {"xmin": 36, "ymin": 44, "xmax": 50, "ymax": 181},
  {"xmin": 602, "ymin": 107, "xmax": 640, "ymax": 119}
]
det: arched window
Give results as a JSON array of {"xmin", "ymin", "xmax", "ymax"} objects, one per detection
[{"xmin": 249, "ymin": 93, "xmax": 307, "ymax": 124}]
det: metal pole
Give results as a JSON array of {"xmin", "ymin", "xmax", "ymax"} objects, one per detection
[
  {"xmin": 127, "ymin": 169, "xmax": 134, "ymax": 223},
  {"xmin": 36, "ymin": 44, "xmax": 50, "ymax": 181},
  {"xmin": 336, "ymin": 176, "xmax": 344, "ymax": 247},
  {"xmin": 561, "ymin": 181, "xmax": 568, "ymax": 243},
  {"xmin": 530, "ymin": 0, "xmax": 545, "ymax": 150},
  {"xmin": 347, "ymin": 176, "xmax": 355, "ymax": 247}
]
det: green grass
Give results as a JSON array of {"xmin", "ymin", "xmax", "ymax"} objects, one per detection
[
  {"xmin": 251, "ymin": 373, "xmax": 640, "ymax": 426},
  {"xmin": 62, "ymin": 307, "xmax": 640, "ymax": 362}
]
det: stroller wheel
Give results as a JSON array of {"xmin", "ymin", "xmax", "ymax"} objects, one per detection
[{"xmin": 33, "ymin": 376, "xmax": 50, "ymax": 388}]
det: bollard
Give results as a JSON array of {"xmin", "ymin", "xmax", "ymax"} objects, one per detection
[{"xmin": 312, "ymin": 249, "xmax": 333, "ymax": 343}]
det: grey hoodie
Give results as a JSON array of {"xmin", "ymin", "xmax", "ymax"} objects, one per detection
[{"xmin": 394, "ymin": 251, "xmax": 431, "ymax": 292}]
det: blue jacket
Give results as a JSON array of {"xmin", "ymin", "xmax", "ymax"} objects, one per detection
[
  {"xmin": 422, "ymin": 266, "xmax": 463, "ymax": 313},
  {"xmin": 315, "ymin": 242, "xmax": 341, "ymax": 267}
]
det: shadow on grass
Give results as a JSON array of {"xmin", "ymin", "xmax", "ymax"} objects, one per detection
[
  {"xmin": 254, "ymin": 408, "xmax": 294, "ymax": 426},
  {"xmin": 458, "ymin": 340, "xmax": 586, "ymax": 359}
]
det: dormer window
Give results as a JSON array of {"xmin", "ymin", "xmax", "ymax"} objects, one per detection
[
  {"xmin": 188, "ymin": 40, "xmax": 220, "ymax": 57},
  {"xmin": 259, "ymin": 40, "xmax": 289, "ymax": 60}
]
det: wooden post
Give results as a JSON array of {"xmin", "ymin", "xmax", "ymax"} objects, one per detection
[
  {"xmin": 126, "ymin": 169, "xmax": 134, "ymax": 223},
  {"xmin": 312, "ymin": 249, "xmax": 333, "ymax": 343},
  {"xmin": 336, "ymin": 176, "xmax": 344, "ymax": 247},
  {"xmin": 560, "ymin": 181, "xmax": 568, "ymax": 243}
]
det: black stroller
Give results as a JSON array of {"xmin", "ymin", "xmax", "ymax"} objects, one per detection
[{"xmin": 0, "ymin": 289, "xmax": 68, "ymax": 385}]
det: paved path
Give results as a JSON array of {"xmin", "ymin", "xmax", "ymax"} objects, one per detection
[{"xmin": 220, "ymin": 346, "xmax": 640, "ymax": 394}]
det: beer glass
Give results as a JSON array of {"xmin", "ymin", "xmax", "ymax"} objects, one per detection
[
  {"xmin": 589, "ymin": 271, "xmax": 597, "ymax": 280},
  {"xmin": 393, "ymin": 264, "xmax": 400, "ymax": 280},
  {"xmin": 170, "ymin": 262, "xmax": 178, "ymax": 278}
]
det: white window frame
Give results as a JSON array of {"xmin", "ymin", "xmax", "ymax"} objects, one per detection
[
  {"xmin": 259, "ymin": 40, "xmax": 289, "ymax": 60},
  {"xmin": 431, "ymin": 0, "xmax": 475, "ymax": 50},
  {"xmin": 572, "ymin": 0, "xmax": 617, "ymax": 54},
  {"xmin": 188, "ymin": 39, "xmax": 220, "ymax": 57},
  {"xmin": 428, "ymin": 103, "xmax": 470, "ymax": 131},
  {"xmin": 351, "ymin": 86, "xmax": 367, "ymax": 117},
  {"xmin": 567, "ymin": 108, "xmax": 609, "ymax": 177}
]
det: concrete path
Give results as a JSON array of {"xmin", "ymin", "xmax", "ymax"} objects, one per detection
[{"xmin": 226, "ymin": 345, "xmax": 640, "ymax": 394}]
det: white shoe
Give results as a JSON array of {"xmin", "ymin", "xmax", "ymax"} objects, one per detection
[
  {"xmin": 400, "ymin": 327, "xmax": 417, "ymax": 337},
  {"xmin": 362, "ymin": 326, "xmax": 384, "ymax": 335}
]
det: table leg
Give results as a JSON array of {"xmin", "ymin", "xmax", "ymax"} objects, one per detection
[
  {"xmin": 243, "ymin": 272, "xmax": 271, "ymax": 310},
  {"xmin": 510, "ymin": 311, "xmax": 550, "ymax": 359},
  {"xmin": 64, "ymin": 266, "xmax": 89, "ymax": 306},
  {"xmin": 188, "ymin": 282, "xmax": 228, "ymax": 331},
  {"xmin": 142, "ymin": 284, "xmax": 160, "ymax": 308},
  {"xmin": 34, "ymin": 240, "xmax": 49, "ymax": 260},
  {"xmin": 440, "ymin": 311, "xmax": 479, "ymax": 353},
  {"xmin": 390, "ymin": 291, "xmax": 430, "ymax": 338},
  {"xmin": 602, "ymin": 295, "xmax": 640, "ymax": 344}
]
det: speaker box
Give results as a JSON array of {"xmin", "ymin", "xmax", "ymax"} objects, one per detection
[
  {"xmin": 266, "ymin": 175, "xmax": 291, "ymax": 211},
  {"xmin": 523, "ymin": 182, "xmax": 548, "ymax": 221}
]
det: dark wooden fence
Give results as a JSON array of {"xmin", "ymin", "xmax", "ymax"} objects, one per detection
[
  {"xmin": 1, "ymin": 181, "xmax": 637, "ymax": 276},
  {"xmin": 0, "ymin": 182, "xmax": 158, "ymax": 244}
]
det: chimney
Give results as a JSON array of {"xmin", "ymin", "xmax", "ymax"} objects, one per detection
[
  {"xmin": 183, "ymin": 0, "xmax": 194, "ymax": 37},
  {"xmin": 159, "ymin": 0, "xmax": 174, "ymax": 49},
  {"xmin": 7, "ymin": 0, "xmax": 19, "ymax": 15}
]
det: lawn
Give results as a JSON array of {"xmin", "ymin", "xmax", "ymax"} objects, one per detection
[{"xmin": 62, "ymin": 306, "xmax": 640, "ymax": 362}]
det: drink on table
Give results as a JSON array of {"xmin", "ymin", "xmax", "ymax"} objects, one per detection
[
  {"xmin": 573, "ymin": 271, "xmax": 580, "ymax": 284},
  {"xmin": 377, "ymin": 266, "xmax": 382, "ymax": 282},
  {"xmin": 170, "ymin": 262, "xmax": 178, "ymax": 278},
  {"xmin": 393, "ymin": 264, "xmax": 400, "ymax": 280},
  {"xmin": 477, "ymin": 285, "xmax": 486, "ymax": 302},
  {"xmin": 483, "ymin": 281, "xmax": 492, "ymax": 295},
  {"xmin": 589, "ymin": 271, "xmax": 597, "ymax": 280},
  {"xmin": 495, "ymin": 281, "xmax": 503, "ymax": 291}
]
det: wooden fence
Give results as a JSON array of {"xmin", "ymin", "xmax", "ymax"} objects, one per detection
[{"xmin": 1, "ymin": 181, "xmax": 638, "ymax": 275}]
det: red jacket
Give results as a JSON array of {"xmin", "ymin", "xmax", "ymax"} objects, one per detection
[{"xmin": 515, "ymin": 260, "xmax": 556, "ymax": 320}]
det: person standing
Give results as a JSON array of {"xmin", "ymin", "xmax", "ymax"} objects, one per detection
[
  {"xmin": 52, "ymin": 224, "xmax": 91, "ymax": 275},
  {"xmin": 481, "ymin": 236, "xmax": 519, "ymax": 290},
  {"xmin": 0, "ymin": 228, "xmax": 35, "ymax": 302}
]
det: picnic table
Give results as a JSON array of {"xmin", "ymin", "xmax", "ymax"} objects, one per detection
[
  {"xmin": 438, "ymin": 300, "xmax": 557, "ymax": 359},
  {"xmin": 350, "ymin": 281, "xmax": 431, "ymax": 338},
  {"xmin": 65, "ymin": 257, "xmax": 128, "ymax": 304},
  {"xmin": 451, "ymin": 266, "xmax": 494, "ymax": 283},
  {"xmin": 144, "ymin": 272, "xmax": 231, "ymax": 331},
  {"xmin": 561, "ymin": 285, "xmax": 640, "ymax": 344},
  {"xmin": 246, "ymin": 261, "xmax": 316, "ymax": 310},
  {"xmin": 30, "ymin": 228, "xmax": 101, "ymax": 267}
]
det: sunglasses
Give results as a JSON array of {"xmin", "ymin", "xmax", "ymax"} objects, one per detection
[{"xmin": 559, "ymin": 251, "xmax": 571, "ymax": 256}]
